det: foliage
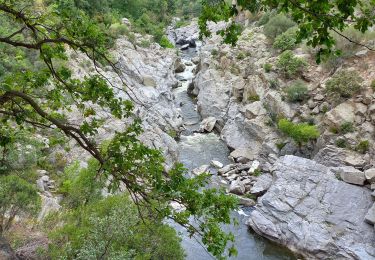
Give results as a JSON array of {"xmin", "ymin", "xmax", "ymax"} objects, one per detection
[
  {"xmin": 276, "ymin": 50, "xmax": 307, "ymax": 78},
  {"xmin": 248, "ymin": 94, "xmax": 260, "ymax": 102},
  {"xmin": 285, "ymin": 80, "xmax": 308, "ymax": 102},
  {"xmin": 263, "ymin": 63, "xmax": 272, "ymax": 72},
  {"xmin": 159, "ymin": 35, "xmax": 174, "ymax": 48},
  {"xmin": 257, "ymin": 10, "xmax": 277, "ymax": 26},
  {"xmin": 269, "ymin": 79, "xmax": 279, "ymax": 89},
  {"xmin": 335, "ymin": 138, "xmax": 348, "ymax": 148},
  {"xmin": 0, "ymin": 1, "xmax": 238, "ymax": 258},
  {"xmin": 199, "ymin": 0, "xmax": 375, "ymax": 62},
  {"xmin": 325, "ymin": 70, "xmax": 363, "ymax": 98},
  {"xmin": 278, "ymin": 118, "xmax": 320, "ymax": 146},
  {"xmin": 356, "ymin": 140, "xmax": 370, "ymax": 154},
  {"xmin": 48, "ymin": 194, "xmax": 185, "ymax": 260},
  {"xmin": 263, "ymin": 14, "xmax": 296, "ymax": 40},
  {"xmin": 0, "ymin": 175, "xmax": 40, "ymax": 233},
  {"xmin": 340, "ymin": 122, "xmax": 355, "ymax": 134},
  {"xmin": 371, "ymin": 79, "xmax": 375, "ymax": 91},
  {"xmin": 273, "ymin": 27, "xmax": 298, "ymax": 51}
]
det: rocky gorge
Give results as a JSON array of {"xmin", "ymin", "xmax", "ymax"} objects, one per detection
[{"xmin": 27, "ymin": 15, "xmax": 375, "ymax": 259}]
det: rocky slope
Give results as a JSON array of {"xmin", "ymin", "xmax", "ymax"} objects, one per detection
[{"xmin": 186, "ymin": 16, "xmax": 375, "ymax": 259}]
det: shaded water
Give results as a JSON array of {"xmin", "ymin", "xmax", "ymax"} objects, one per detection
[{"xmin": 173, "ymin": 46, "xmax": 296, "ymax": 260}]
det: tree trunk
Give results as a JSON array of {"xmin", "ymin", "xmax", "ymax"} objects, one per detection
[{"xmin": 0, "ymin": 235, "xmax": 18, "ymax": 260}]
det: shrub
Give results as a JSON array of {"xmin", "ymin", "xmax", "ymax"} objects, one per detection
[
  {"xmin": 285, "ymin": 80, "xmax": 309, "ymax": 102},
  {"xmin": 273, "ymin": 27, "xmax": 298, "ymax": 51},
  {"xmin": 263, "ymin": 14, "xmax": 296, "ymax": 40},
  {"xmin": 263, "ymin": 63, "xmax": 272, "ymax": 72},
  {"xmin": 335, "ymin": 138, "xmax": 348, "ymax": 148},
  {"xmin": 269, "ymin": 79, "xmax": 279, "ymax": 89},
  {"xmin": 278, "ymin": 118, "xmax": 320, "ymax": 146},
  {"xmin": 139, "ymin": 39, "xmax": 151, "ymax": 48},
  {"xmin": 325, "ymin": 70, "xmax": 363, "ymax": 98},
  {"xmin": 356, "ymin": 140, "xmax": 370, "ymax": 154},
  {"xmin": 277, "ymin": 50, "xmax": 307, "ymax": 78},
  {"xmin": 257, "ymin": 10, "xmax": 277, "ymax": 26},
  {"xmin": 333, "ymin": 26, "xmax": 374, "ymax": 57},
  {"xmin": 371, "ymin": 79, "xmax": 375, "ymax": 90},
  {"xmin": 236, "ymin": 51, "xmax": 247, "ymax": 60},
  {"xmin": 0, "ymin": 175, "xmax": 40, "ymax": 233},
  {"xmin": 211, "ymin": 49, "xmax": 219, "ymax": 56},
  {"xmin": 340, "ymin": 122, "xmax": 355, "ymax": 134},
  {"xmin": 248, "ymin": 94, "xmax": 260, "ymax": 102},
  {"xmin": 159, "ymin": 35, "xmax": 174, "ymax": 48},
  {"xmin": 108, "ymin": 23, "xmax": 129, "ymax": 38}
]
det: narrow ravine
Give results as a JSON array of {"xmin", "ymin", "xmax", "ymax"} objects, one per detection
[{"xmin": 173, "ymin": 46, "xmax": 296, "ymax": 260}]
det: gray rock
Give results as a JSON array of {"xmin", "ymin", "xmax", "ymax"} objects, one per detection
[
  {"xmin": 143, "ymin": 75, "xmax": 156, "ymax": 87},
  {"xmin": 191, "ymin": 56, "xmax": 200, "ymax": 64},
  {"xmin": 229, "ymin": 180, "xmax": 246, "ymax": 195},
  {"xmin": 38, "ymin": 195, "xmax": 61, "ymax": 220},
  {"xmin": 331, "ymin": 166, "xmax": 366, "ymax": 186},
  {"xmin": 365, "ymin": 168, "xmax": 375, "ymax": 183},
  {"xmin": 211, "ymin": 160, "xmax": 223, "ymax": 169},
  {"xmin": 244, "ymin": 101, "xmax": 267, "ymax": 119},
  {"xmin": 314, "ymin": 145, "xmax": 366, "ymax": 168},
  {"xmin": 247, "ymin": 155, "xmax": 375, "ymax": 259},
  {"xmin": 237, "ymin": 196, "xmax": 256, "ymax": 207},
  {"xmin": 175, "ymin": 60, "xmax": 186, "ymax": 73},
  {"xmin": 250, "ymin": 174, "xmax": 273, "ymax": 195},
  {"xmin": 230, "ymin": 148, "xmax": 256, "ymax": 162},
  {"xmin": 192, "ymin": 165, "xmax": 210, "ymax": 175},
  {"xmin": 200, "ymin": 116, "xmax": 217, "ymax": 132},
  {"xmin": 180, "ymin": 44, "xmax": 189, "ymax": 50},
  {"xmin": 365, "ymin": 203, "xmax": 375, "ymax": 225}
]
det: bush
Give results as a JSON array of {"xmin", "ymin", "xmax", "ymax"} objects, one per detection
[
  {"xmin": 211, "ymin": 49, "xmax": 219, "ymax": 56},
  {"xmin": 278, "ymin": 118, "xmax": 320, "ymax": 145},
  {"xmin": 236, "ymin": 51, "xmax": 247, "ymax": 60},
  {"xmin": 248, "ymin": 94, "xmax": 260, "ymax": 102},
  {"xmin": 48, "ymin": 194, "xmax": 184, "ymax": 260},
  {"xmin": 139, "ymin": 39, "xmax": 151, "ymax": 48},
  {"xmin": 277, "ymin": 50, "xmax": 307, "ymax": 78},
  {"xmin": 356, "ymin": 140, "xmax": 370, "ymax": 154},
  {"xmin": 269, "ymin": 79, "xmax": 279, "ymax": 89},
  {"xmin": 0, "ymin": 175, "xmax": 40, "ymax": 233},
  {"xmin": 325, "ymin": 70, "xmax": 363, "ymax": 98},
  {"xmin": 333, "ymin": 26, "xmax": 375, "ymax": 57},
  {"xmin": 285, "ymin": 80, "xmax": 309, "ymax": 102},
  {"xmin": 159, "ymin": 35, "xmax": 174, "ymax": 48},
  {"xmin": 335, "ymin": 138, "xmax": 348, "ymax": 148},
  {"xmin": 257, "ymin": 10, "xmax": 277, "ymax": 26},
  {"xmin": 273, "ymin": 27, "xmax": 298, "ymax": 51},
  {"xmin": 263, "ymin": 63, "xmax": 272, "ymax": 72},
  {"xmin": 263, "ymin": 14, "xmax": 296, "ymax": 40},
  {"xmin": 371, "ymin": 79, "xmax": 375, "ymax": 90},
  {"xmin": 108, "ymin": 23, "xmax": 129, "ymax": 38},
  {"xmin": 339, "ymin": 122, "xmax": 355, "ymax": 134}
]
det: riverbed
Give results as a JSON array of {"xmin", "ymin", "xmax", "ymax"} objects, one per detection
[{"xmin": 173, "ymin": 46, "xmax": 296, "ymax": 260}]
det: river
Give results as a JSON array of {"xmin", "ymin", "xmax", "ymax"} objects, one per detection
[{"xmin": 173, "ymin": 45, "xmax": 297, "ymax": 260}]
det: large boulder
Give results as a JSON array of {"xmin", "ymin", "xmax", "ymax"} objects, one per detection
[
  {"xmin": 247, "ymin": 155, "xmax": 375, "ymax": 259},
  {"xmin": 314, "ymin": 145, "xmax": 367, "ymax": 168},
  {"xmin": 330, "ymin": 166, "xmax": 366, "ymax": 186},
  {"xmin": 325, "ymin": 101, "xmax": 357, "ymax": 128}
]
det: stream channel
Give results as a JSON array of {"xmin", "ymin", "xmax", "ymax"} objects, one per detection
[{"xmin": 172, "ymin": 46, "xmax": 296, "ymax": 260}]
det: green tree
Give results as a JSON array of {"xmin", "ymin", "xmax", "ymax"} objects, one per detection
[
  {"xmin": 0, "ymin": 1, "xmax": 237, "ymax": 258},
  {"xmin": 48, "ymin": 194, "xmax": 184, "ymax": 260},
  {"xmin": 199, "ymin": 0, "xmax": 375, "ymax": 62},
  {"xmin": 0, "ymin": 175, "xmax": 40, "ymax": 234}
]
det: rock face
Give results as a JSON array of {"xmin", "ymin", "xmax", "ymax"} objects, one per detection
[
  {"xmin": 66, "ymin": 35, "xmax": 183, "ymax": 170},
  {"xmin": 247, "ymin": 155, "xmax": 375, "ymax": 259}
]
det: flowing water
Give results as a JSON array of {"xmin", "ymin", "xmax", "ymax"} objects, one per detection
[{"xmin": 173, "ymin": 46, "xmax": 296, "ymax": 260}]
